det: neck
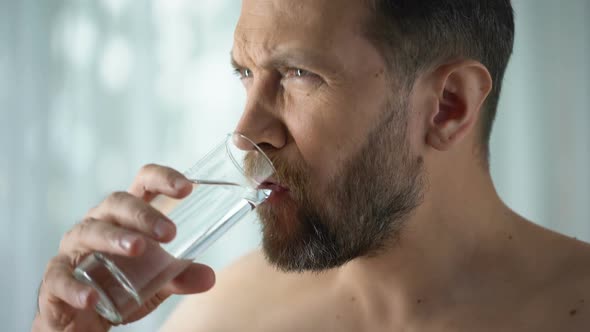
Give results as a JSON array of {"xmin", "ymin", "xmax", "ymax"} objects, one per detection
[{"xmin": 337, "ymin": 151, "xmax": 523, "ymax": 323}]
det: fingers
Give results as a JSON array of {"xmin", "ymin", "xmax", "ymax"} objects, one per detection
[
  {"xmin": 37, "ymin": 256, "xmax": 107, "ymax": 330},
  {"xmin": 36, "ymin": 298, "xmax": 75, "ymax": 331},
  {"xmin": 31, "ymin": 315, "xmax": 45, "ymax": 332},
  {"xmin": 125, "ymin": 263, "xmax": 216, "ymax": 323},
  {"xmin": 59, "ymin": 218, "xmax": 146, "ymax": 257},
  {"xmin": 36, "ymin": 164, "xmax": 195, "ymax": 331},
  {"xmin": 41, "ymin": 256, "xmax": 98, "ymax": 311},
  {"xmin": 128, "ymin": 164, "xmax": 193, "ymax": 202},
  {"xmin": 163, "ymin": 263, "xmax": 216, "ymax": 295},
  {"xmin": 89, "ymin": 191, "xmax": 176, "ymax": 242}
]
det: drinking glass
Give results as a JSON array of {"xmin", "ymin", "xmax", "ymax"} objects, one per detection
[{"xmin": 73, "ymin": 133, "xmax": 275, "ymax": 323}]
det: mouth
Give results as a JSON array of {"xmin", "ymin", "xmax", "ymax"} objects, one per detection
[
  {"xmin": 256, "ymin": 178, "xmax": 291, "ymax": 206},
  {"xmin": 258, "ymin": 178, "xmax": 289, "ymax": 193}
]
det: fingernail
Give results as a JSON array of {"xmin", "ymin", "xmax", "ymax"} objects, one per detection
[
  {"xmin": 154, "ymin": 220, "xmax": 174, "ymax": 239},
  {"xmin": 174, "ymin": 178, "xmax": 187, "ymax": 190},
  {"xmin": 119, "ymin": 234, "xmax": 137, "ymax": 251}
]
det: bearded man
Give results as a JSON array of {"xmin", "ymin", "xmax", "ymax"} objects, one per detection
[{"xmin": 34, "ymin": 1, "xmax": 590, "ymax": 331}]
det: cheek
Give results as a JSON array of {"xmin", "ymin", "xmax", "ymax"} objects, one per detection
[
  {"xmin": 283, "ymin": 92, "xmax": 360, "ymax": 185},
  {"xmin": 282, "ymin": 74, "xmax": 389, "ymax": 186},
  {"xmin": 283, "ymin": 111, "xmax": 335, "ymax": 184}
]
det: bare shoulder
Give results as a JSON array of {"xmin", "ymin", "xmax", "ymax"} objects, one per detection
[
  {"xmin": 159, "ymin": 249, "xmax": 307, "ymax": 332},
  {"xmin": 547, "ymin": 238, "xmax": 590, "ymax": 330},
  {"xmin": 545, "ymin": 230, "xmax": 590, "ymax": 282},
  {"xmin": 523, "ymin": 230, "xmax": 590, "ymax": 330},
  {"xmin": 529, "ymin": 222, "xmax": 590, "ymax": 289},
  {"xmin": 555, "ymin": 236, "xmax": 590, "ymax": 295}
]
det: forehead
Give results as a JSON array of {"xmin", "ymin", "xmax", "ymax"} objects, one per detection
[{"xmin": 234, "ymin": 0, "xmax": 370, "ymax": 60}]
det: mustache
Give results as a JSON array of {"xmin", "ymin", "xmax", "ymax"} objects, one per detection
[{"xmin": 244, "ymin": 150, "xmax": 309, "ymax": 193}]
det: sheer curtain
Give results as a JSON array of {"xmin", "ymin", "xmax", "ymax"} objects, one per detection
[
  {"xmin": 0, "ymin": 0, "xmax": 588, "ymax": 331},
  {"xmin": 491, "ymin": 0, "xmax": 590, "ymax": 239}
]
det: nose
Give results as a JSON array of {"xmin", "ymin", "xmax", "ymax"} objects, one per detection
[{"xmin": 233, "ymin": 81, "xmax": 287, "ymax": 151}]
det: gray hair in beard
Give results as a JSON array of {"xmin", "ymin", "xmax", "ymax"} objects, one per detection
[{"xmin": 251, "ymin": 95, "xmax": 426, "ymax": 272}]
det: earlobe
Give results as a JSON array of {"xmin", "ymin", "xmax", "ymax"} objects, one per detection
[
  {"xmin": 426, "ymin": 131, "xmax": 447, "ymax": 150},
  {"xmin": 425, "ymin": 61, "xmax": 492, "ymax": 152}
]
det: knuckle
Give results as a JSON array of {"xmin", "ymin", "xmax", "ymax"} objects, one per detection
[
  {"xmin": 73, "ymin": 219, "xmax": 93, "ymax": 240},
  {"xmin": 59, "ymin": 219, "xmax": 94, "ymax": 255},
  {"xmin": 164, "ymin": 172, "xmax": 178, "ymax": 188},
  {"xmin": 134, "ymin": 207, "xmax": 155, "ymax": 227},
  {"xmin": 108, "ymin": 191, "xmax": 130, "ymax": 204},
  {"xmin": 36, "ymin": 282, "xmax": 45, "ymax": 311},
  {"xmin": 86, "ymin": 205, "xmax": 100, "ymax": 218},
  {"xmin": 140, "ymin": 163, "xmax": 158, "ymax": 174},
  {"xmin": 69, "ymin": 250, "xmax": 87, "ymax": 267},
  {"xmin": 31, "ymin": 315, "xmax": 44, "ymax": 332},
  {"xmin": 42, "ymin": 267, "xmax": 53, "ymax": 286},
  {"xmin": 41, "ymin": 272, "xmax": 52, "ymax": 294},
  {"xmin": 43, "ymin": 257, "xmax": 62, "ymax": 282},
  {"xmin": 47, "ymin": 300, "xmax": 75, "ymax": 330},
  {"xmin": 41, "ymin": 259, "xmax": 63, "ymax": 296},
  {"xmin": 59, "ymin": 230, "xmax": 73, "ymax": 252}
]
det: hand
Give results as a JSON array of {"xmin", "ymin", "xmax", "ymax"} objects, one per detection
[{"xmin": 33, "ymin": 164, "xmax": 216, "ymax": 331}]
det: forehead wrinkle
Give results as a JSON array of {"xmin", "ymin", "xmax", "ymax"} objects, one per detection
[
  {"xmin": 236, "ymin": 0, "xmax": 365, "ymax": 49},
  {"xmin": 232, "ymin": 42, "xmax": 348, "ymax": 81},
  {"xmin": 234, "ymin": 0, "xmax": 377, "ymax": 79},
  {"xmin": 241, "ymin": 0, "xmax": 313, "ymax": 24},
  {"xmin": 233, "ymin": 23, "xmax": 349, "ymax": 76},
  {"xmin": 231, "ymin": 37, "xmax": 276, "ymax": 71}
]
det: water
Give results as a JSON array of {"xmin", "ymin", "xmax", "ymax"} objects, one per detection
[
  {"xmin": 73, "ymin": 182, "xmax": 270, "ymax": 323},
  {"xmin": 75, "ymin": 241, "xmax": 192, "ymax": 323}
]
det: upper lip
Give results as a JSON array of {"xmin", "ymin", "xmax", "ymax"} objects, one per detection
[{"xmin": 259, "ymin": 177, "xmax": 289, "ymax": 192}]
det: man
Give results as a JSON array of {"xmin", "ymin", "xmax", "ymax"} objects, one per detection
[{"xmin": 33, "ymin": 0, "xmax": 590, "ymax": 331}]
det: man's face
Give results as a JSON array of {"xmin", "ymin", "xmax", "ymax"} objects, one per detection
[{"xmin": 235, "ymin": 0, "xmax": 425, "ymax": 271}]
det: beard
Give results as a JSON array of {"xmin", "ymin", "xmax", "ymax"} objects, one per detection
[{"xmin": 248, "ymin": 97, "xmax": 425, "ymax": 273}]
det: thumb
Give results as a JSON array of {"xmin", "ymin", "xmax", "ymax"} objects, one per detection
[
  {"xmin": 124, "ymin": 263, "xmax": 216, "ymax": 323},
  {"xmin": 163, "ymin": 263, "xmax": 216, "ymax": 295}
]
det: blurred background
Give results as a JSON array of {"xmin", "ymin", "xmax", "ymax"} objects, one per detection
[{"xmin": 0, "ymin": 0, "xmax": 588, "ymax": 331}]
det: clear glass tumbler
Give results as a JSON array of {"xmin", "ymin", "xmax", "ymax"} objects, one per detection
[{"xmin": 73, "ymin": 133, "xmax": 275, "ymax": 323}]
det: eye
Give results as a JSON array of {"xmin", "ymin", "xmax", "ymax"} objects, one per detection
[
  {"xmin": 284, "ymin": 68, "xmax": 314, "ymax": 79},
  {"xmin": 234, "ymin": 68, "xmax": 253, "ymax": 80}
]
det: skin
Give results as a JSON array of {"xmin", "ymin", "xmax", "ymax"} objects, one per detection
[
  {"xmin": 162, "ymin": 0, "xmax": 590, "ymax": 331},
  {"xmin": 33, "ymin": 166, "xmax": 216, "ymax": 331},
  {"xmin": 34, "ymin": 0, "xmax": 590, "ymax": 331}
]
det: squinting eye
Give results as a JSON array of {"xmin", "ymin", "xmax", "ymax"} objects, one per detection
[
  {"xmin": 295, "ymin": 69, "xmax": 307, "ymax": 77},
  {"xmin": 234, "ymin": 68, "xmax": 253, "ymax": 79},
  {"xmin": 284, "ymin": 68, "xmax": 316, "ymax": 79}
]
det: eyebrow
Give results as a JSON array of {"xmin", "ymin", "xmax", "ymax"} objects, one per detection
[
  {"xmin": 230, "ymin": 53, "xmax": 242, "ymax": 70},
  {"xmin": 230, "ymin": 48, "xmax": 345, "ymax": 76}
]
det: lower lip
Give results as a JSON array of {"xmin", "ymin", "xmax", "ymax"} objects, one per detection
[{"xmin": 263, "ymin": 187, "xmax": 290, "ymax": 205}]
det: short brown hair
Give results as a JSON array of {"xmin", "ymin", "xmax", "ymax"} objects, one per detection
[{"xmin": 363, "ymin": 0, "xmax": 515, "ymax": 159}]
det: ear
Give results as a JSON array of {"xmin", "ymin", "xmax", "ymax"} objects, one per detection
[{"xmin": 425, "ymin": 60, "xmax": 492, "ymax": 151}]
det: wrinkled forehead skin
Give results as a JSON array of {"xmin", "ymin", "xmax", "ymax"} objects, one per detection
[
  {"xmin": 233, "ymin": 0, "xmax": 373, "ymax": 72},
  {"xmin": 233, "ymin": 0, "xmax": 394, "ymax": 184}
]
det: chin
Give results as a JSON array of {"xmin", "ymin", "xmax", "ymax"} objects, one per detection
[{"xmin": 258, "ymin": 212, "xmax": 357, "ymax": 273}]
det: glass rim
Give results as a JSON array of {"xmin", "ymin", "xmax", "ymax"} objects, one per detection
[{"xmin": 226, "ymin": 132, "xmax": 276, "ymax": 185}]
